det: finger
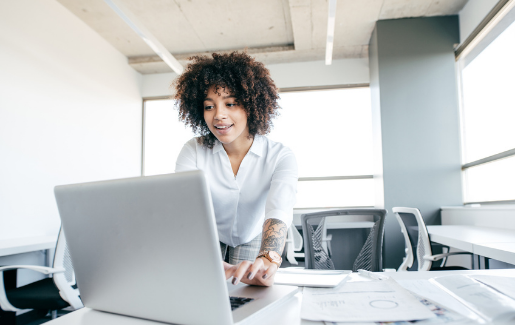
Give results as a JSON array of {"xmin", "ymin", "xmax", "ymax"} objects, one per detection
[
  {"xmin": 247, "ymin": 258, "xmax": 265, "ymax": 280},
  {"xmin": 222, "ymin": 261, "xmax": 232, "ymax": 271},
  {"xmin": 224, "ymin": 265, "xmax": 236, "ymax": 280},
  {"xmin": 232, "ymin": 261, "xmax": 252, "ymax": 285},
  {"xmin": 261, "ymin": 263, "xmax": 278, "ymax": 280}
]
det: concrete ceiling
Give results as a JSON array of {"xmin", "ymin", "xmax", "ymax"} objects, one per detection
[{"xmin": 57, "ymin": 0, "xmax": 468, "ymax": 74}]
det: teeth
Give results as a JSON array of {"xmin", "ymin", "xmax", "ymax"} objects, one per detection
[{"xmin": 216, "ymin": 125, "xmax": 231, "ymax": 129}]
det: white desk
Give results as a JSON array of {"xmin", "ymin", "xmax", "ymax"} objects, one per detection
[
  {"xmin": 474, "ymin": 242, "xmax": 515, "ymax": 265},
  {"xmin": 427, "ymin": 225, "xmax": 515, "ymax": 265},
  {"xmin": 43, "ymin": 269, "xmax": 515, "ymax": 325},
  {"xmin": 0, "ymin": 236, "xmax": 56, "ymax": 257}
]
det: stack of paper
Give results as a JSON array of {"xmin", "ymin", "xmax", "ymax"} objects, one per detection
[
  {"xmin": 431, "ymin": 275, "xmax": 515, "ymax": 324},
  {"xmin": 274, "ymin": 268, "xmax": 350, "ymax": 287},
  {"xmin": 472, "ymin": 275, "xmax": 515, "ymax": 300}
]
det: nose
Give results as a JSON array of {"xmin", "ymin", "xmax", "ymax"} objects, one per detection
[{"xmin": 214, "ymin": 106, "xmax": 227, "ymax": 120}]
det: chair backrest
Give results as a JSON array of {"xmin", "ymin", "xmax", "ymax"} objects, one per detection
[
  {"xmin": 301, "ymin": 209, "xmax": 387, "ymax": 272},
  {"xmin": 52, "ymin": 227, "xmax": 76, "ymax": 285},
  {"xmin": 52, "ymin": 227, "xmax": 83, "ymax": 309},
  {"xmin": 392, "ymin": 207, "xmax": 433, "ymax": 271},
  {"xmin": 291, "ymin": 224, "xmax": 303, "ymax": 251}
]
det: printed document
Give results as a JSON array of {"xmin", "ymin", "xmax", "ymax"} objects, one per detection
[
  {"xmin": 301, "ymin": 278, "xmax": 436, "ymax": 322},
  {"xmin": 396, "ymin": 279, "xmax": 477, "ymax": 320},
  {"xmin": 324, "ymin": 292, "xmax": 467, "ymax": 324}
]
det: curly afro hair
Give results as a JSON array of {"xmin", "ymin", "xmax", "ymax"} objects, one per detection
[{"xmin": 173, "ymin": 52, "xmax": 280, "ymax": 148}]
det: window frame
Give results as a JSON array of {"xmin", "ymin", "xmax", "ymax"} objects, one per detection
[{"xmin": 456, "ymin": 1, "xmax": 515, "ymax": 205}]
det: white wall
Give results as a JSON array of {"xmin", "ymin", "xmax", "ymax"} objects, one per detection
[
  {"xmin": 141, "ymin": 58, "xmax": 370, "ymax": 98},
  {"xmin": 459, "ymin": 0, "xmax": 498, "ymax": 42},
  {"xmin": 442, "ymin": 206, "xmax": 515, "ymax": 230},
  {"xmin": 0, "ymin": 0, "xmax": 143, "ymax": 242}
]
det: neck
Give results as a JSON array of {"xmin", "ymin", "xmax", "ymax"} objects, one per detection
[{"xmin": 223, "ymin": 135, "xmax": 254, "ymax": 158}]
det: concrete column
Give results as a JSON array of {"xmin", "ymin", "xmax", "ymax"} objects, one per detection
[{"xmin": 369, "ymin": 16, "xmax": 463, "ymax": 269}]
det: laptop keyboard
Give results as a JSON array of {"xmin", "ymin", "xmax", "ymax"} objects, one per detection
[{"xmin": 229, "ymin": 296, "xmax": 254, "ymax": 311}]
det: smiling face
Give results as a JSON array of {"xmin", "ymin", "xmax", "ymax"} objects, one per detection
[{"xmin": 203, "ymin": 85, "xmax": 250, "ymax": 147}]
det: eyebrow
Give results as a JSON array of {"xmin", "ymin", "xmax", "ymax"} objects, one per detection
[{"xmin": 204, "ymin": 95, "xmax": 237, "ymax": 102}]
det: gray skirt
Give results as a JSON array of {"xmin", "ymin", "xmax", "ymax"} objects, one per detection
[{"xmin": 220, "ymin": 234, "xmax": 262, "ymax": 265}]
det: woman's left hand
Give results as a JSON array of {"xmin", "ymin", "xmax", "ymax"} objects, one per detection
[{"xmin": 224, "ymin": 257, "xmax": 278, "ymax": 286}]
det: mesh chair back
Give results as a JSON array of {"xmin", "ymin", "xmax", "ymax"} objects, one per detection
[
  {"xmin": 52, "ymin": 227, "xmax": 83, "ymax": 309},
  {"xmin": 304, "ymin": 216, "xmax": 335, "ymax": 270},
  {"xmin": 301, "ymin": 209, "xmax": 387, "ymax": 271},
  {"xmin": 392, "ymin": 207, "xmax": 433, "ymax": 271},
  {"xmin": 52, "ymin": 227, "xmax": 76, "ymax": 286}
]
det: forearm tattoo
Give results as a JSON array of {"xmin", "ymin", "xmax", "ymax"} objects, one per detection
[{"xmin": 259, "ymin": 218, "xmax": 287, "ymax": 255}]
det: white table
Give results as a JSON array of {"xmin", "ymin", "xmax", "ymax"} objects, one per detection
[
  {"xmin": 0, "ymin": 236, "xmax": 57, "ymax": 266},
  {"xmin": 43, "ymin": 269, "xmax": 515, "ymax": 325},
  {"xmin": 474, "ymin": 242, "xmax": 515, "ymax": 265},
  {"xmin": 427, "ymin": 225, "xmax": 515, "ymax": 266},
  {"xmin": 0, "ymin": 236, "xmax": 57, "ymax": 257}
]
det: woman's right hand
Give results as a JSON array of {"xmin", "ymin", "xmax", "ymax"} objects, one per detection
[{"xmin": 222, "ymin": 260, "xmax": 276, "ymax": 286}]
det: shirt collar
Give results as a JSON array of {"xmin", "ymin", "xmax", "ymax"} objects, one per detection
[
  {"xmin": 212, "ymin": 135, "xmax": 264, "ymax": 157},
  {"xmin": 212, "ymin": 140, "xmax": 224, "ymax": 154},
  {"xmin": 248, "ymin": 135, "xmax": 264, "ymax": 157}
]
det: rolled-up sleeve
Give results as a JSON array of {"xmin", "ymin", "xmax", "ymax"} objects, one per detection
[
  {"xmin": 175, "ymin": 138, "xmax": 198, "ymax": 173},
  {"xmin": 264, "ymin": 148, "xmax": 298, "ymax": 227}
]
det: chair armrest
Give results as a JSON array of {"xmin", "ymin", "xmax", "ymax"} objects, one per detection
[
  {"xmin": 423, "ymin": 252, "xmax": 473, "ymax": 262},
  {"xmin": 0, "ymin": 265, "xmax": 65, "ymax": 275}
]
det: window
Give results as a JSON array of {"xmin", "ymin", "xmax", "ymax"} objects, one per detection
[
  {"xmin": 142, "ymin": 87, "xmax": 375, "ymax": 208},
  {"xmin": 459, "ymin": 18, "xmax": 515, "ymax": 204},
  {"xmin": 270, "ymin": 87, "xmax": 374, "ymax": 208},
  {"xmin": 142, "ymin": 98, "xmax": 194, "ymax": 176}
]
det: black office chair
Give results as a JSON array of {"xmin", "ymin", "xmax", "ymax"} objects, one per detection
[
  {"xmin": 301, "ymin": 209, "xmax": 387, "ymax": 271},
  {"xmin": 393, "ymin": 207, "xmax": 473, "ymax": 271},
  {"xmin": 0, "ymin": 228, "xmax": 83, "ymax": 319}
]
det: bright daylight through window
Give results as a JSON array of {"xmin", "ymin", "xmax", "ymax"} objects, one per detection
[
  {"xmin": 460, "ymin": 18, "xmax": 515, "ymax": 203},
  {"xmin": 143, "ymin": 87, "xmax": 374, "ymax": 208}
]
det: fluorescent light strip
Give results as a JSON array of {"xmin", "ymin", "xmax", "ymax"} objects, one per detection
[
  {"xmin": 103, "ymin": 0, "xmax": 184, "ymax": 74},
  {"xmin": 325, "ymin": 0, "xmax": 337, "ymax": 65},
  {"xmin": 456, "ymin": 0, "xmax": 515, "ymax": 61}
]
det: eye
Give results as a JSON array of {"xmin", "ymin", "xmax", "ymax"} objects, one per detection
[
  {"xmin": 227, "ymin": 102, "xmax": 238, "ymax": 107},
  {"xmin": 204, "ymin": 105, "xmax": 214, "ymax": 110}
]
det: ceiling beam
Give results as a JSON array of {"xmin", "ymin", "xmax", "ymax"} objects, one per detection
[
  {"xmin": 288, "ymin": 0, "xmax": 313, "ymax": 50},
  {"xmin": 127, "ymin": 45, "xmax": 367, "ymax": 74},
  {"xmin": 128, "ymin": 45, "xmax": 295, "ymax": 65}
]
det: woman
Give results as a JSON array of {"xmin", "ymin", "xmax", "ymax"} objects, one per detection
[{"xmin": 174, "ymin": 52, "xmax": 297, "ymax": 286}]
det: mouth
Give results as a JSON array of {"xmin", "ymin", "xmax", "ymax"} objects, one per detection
[{"xmin": 214, "ymin": 124, "xmax": 234, "ymax": 134}]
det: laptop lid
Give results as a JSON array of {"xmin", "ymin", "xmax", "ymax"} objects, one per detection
[{"xmin": 55, "ymin": 171, "xmax": 234, "ymax": 325}]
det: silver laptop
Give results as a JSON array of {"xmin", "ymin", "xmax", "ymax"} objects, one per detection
[{"xmin": 54, "ymin": 170, "xmax": 298, "ymax": 325}]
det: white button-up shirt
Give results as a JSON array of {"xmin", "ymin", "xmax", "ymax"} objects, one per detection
[{"xmin": 175, "ymin": 135, "xmax": 298, "ymax": 247}]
